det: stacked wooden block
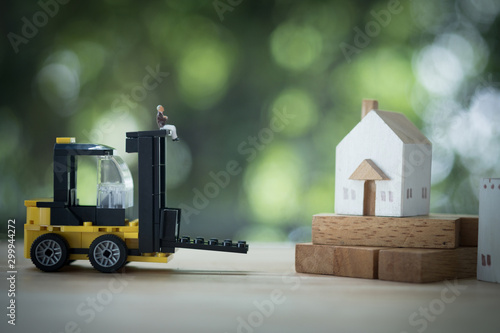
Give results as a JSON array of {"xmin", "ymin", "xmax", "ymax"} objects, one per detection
[{"xmin": 295, "ymin": 214, "xmax": 478, "ymax": 283}]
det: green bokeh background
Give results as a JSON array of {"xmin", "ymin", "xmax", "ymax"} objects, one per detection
[{"xmin": 1, "ymin": 0, "xmax": 499, "ymax": 241}]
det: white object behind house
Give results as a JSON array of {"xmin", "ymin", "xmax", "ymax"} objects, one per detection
[
  {"xmin": 335, "ymin": 100, "xmax": 432, "ymax": 217},
  {"xmin": 477, "ymin": 178, "xmax": 500, "ymax": 283}
]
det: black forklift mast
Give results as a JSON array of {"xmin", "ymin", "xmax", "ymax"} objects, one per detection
[
  {"xmin": 126, "ymin": 130, "xmax": 171, "ymax": 253},
  {"xmin": 126, "ymin": 130, "xmax": 248, "ymax": 255}
]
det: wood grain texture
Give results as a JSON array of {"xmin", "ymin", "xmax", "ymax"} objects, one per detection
[
  {"xmin": 378, "ymin": 247, "xmax": 477, "ymax": 283},
  {"xmin": 295, "ymin": 243, "xmax": 335, "ymax": 275},
  {"xmin": 295, "ymin": 243, "xmax": 384, "ymax": 279},
  {"xmin": 333, "ymin": 246, "xmax": 384, "ymax": 279},
  {"xmin": 312, "ymin": 214, "xmax": 460, "ymax": 249}
]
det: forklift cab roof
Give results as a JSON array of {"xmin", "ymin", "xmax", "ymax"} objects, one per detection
[
  {"xmin": 54, "ymin": 141, "xmax": 114, "ymax": 156},
  {"xmin": 51, "ymin": 137, "xmax": 131, "ymax": 208}
]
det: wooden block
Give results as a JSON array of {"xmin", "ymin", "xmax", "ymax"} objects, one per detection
[
  {"xmin": 295, "ymin": 243, "xmax": 383, "ymax": 279},
  {"xmin": 378, "ymin": 247, "xmax": 477, "ymax": 283},
  {"xmin": 477, "ymin": 178, "xmax": 500, "ymax": 283},
  {"xmin": 333, "ymin": 246, "xmax": 384, "ymax": 279},
  {"xmin": 295, "ymin": 243, "xmax": 335, "ymax": 275},
  {"xmin": 459, "ymin": 216, "xmax": 478, "ymax": 247},
  {"xmin": 312, "ymin": 214, "xmax": 460, "ymax": 249}
]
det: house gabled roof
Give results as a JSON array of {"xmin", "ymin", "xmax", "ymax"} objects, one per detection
[
  {"xmin": 349, "ymin": 159, "xmax": 390, "ymax": 180},
  {"xmin": 373, "ymin": 110, "xmax": 431, "ymax": 145}
]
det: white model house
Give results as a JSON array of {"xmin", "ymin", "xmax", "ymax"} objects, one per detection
[
  {"xmin": 477, "ymin": 178, "xmax": 500, "ymax": 283},
  {"xmin": 334, "ymin": 100, "xmax": 432, "ymax": 217}
]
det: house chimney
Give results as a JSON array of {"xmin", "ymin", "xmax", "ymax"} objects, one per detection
[{"xmin": 361, "ymin": 99, "xmax": 378, "ymax": 119}]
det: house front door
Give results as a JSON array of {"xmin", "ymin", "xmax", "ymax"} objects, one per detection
[{"xmin": 363, "ymin": 180, "xmax": 376, "ymax": 216}]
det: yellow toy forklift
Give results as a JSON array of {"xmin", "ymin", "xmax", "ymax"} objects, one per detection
[{"xmin": 24, "ymin": 130, "xmax": 248, "ymax": 273}]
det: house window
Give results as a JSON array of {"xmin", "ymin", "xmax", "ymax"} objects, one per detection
[
  {"xmin": 389, "ymin": 191, "xmax": 393, "ymax": 202},
  {"xmin": 422, "ymin": 187, "xmax": 428, "ymax": 199},
  {"xmin": 351, "ymin": 189, "xmax": 356, "ymax": 200},
  {"xmin": 482, "ymin": 254, "xmax": 492, "ymax": 266},
  {"xmin": 381, "ymin": 191, "xmax": 386, "ymax": 202},
  {"xmin": 343, "ymin": 188, "xmax": 349, "ymax": 200}
]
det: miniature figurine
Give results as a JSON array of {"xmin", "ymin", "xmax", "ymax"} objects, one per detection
[{"xmin": 156, "ymin": 105, "xmax": 179, "ymax": 141}]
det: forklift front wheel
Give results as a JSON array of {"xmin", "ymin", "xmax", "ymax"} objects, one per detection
[
  {"xmin": 30, "ymin": 233, "xmax": 69, "ymax": 272},
  {"xmin": 89, "ymin": 235, "xmax": 128, "ymax": 273}
]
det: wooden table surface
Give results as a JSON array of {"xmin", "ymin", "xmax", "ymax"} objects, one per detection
[{"xmin": 1, "ymin": 242, "xmax": 500, "ymax": 333}]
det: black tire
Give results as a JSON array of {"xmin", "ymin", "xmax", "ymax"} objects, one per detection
[
  {"xmin": 30, "ymin": 233, "xmax": 69, "ymax": 272},
  {"xmin": 89, "ymin": 235, "xmax": 127, "ymax": 273}
]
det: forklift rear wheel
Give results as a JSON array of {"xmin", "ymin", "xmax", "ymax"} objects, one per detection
[
  {"xmin": 30, "ymin": 233, "xmax": 69, "ymax": 272},
  {"xmin": 89, "ymin": 235, "xmax": 128, "ymax": 273}
]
